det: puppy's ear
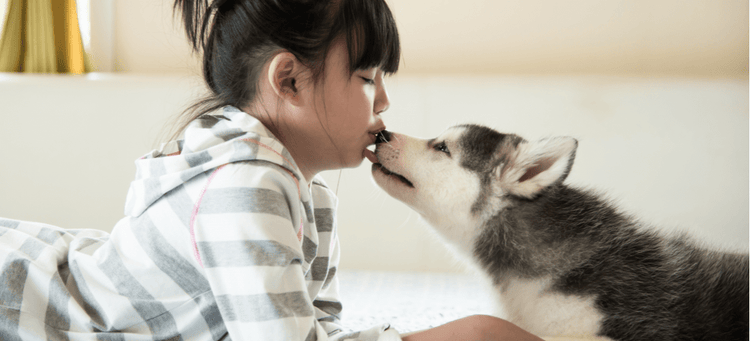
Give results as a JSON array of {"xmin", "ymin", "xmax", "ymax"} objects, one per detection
[{"xmin": 498, "ymin": 137, "xmax": 577, "ymax": 199}]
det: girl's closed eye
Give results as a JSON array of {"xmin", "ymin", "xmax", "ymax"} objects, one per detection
[{"xmin": 358, "ymin": 68, "xmax": 378, "ymax": 85}]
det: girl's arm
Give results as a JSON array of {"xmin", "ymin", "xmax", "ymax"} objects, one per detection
[{"xmin": 402, "ymin": 315, "xmax": 544, "ymax": 341}]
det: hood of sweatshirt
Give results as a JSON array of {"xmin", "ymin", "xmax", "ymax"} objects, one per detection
[{"xmin": 124, "ymin": 106, "xmax": 306, "ymax": 217}]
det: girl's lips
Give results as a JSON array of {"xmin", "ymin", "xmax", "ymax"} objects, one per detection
[{"xmin": 363, "ymin": 129, "xmax": 385, "ymax": 163}]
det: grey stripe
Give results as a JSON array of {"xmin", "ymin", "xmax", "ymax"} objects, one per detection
[
  {"xmin": 197, "ymin": 115, "xmax": 221, "ymax": 129},
  {"xmin": 302, "ymin": 200, "xmax": 314, "ymax": 223},
  {"xmin": 185, "ymin": 150, "xmax": 213, "ymax": 168},
  {"xmin": 215, "ymin": 291, "xmax": 314, "ymax": 322},
  {"xmin": 227, "ymin": 139, "xmax": 260, "ymax": 164},
  {"xmin": 72, "ymin": 238, "xmax": 102, "ymax": 253},
  {"xmin": 98, "ymin": 249, "xmax": 181, "ymax": 339},
  {"xmin": 146, "ymin": 157, "xmax": 167, "ymax": 179},
  {"xmin": 96, "ymin": 333, "xmax": 126, "ymax": 341},
  {"xmin": 198, "ymin": 188, "xmax": 291, "ymax": 220},
  {"xmin": 0, "ymin": 218, "xmax": 20, "ymax": 229},
  {"xmin": 44, "ymin": 273, "xmax": 71, "ymax": 338},
  {"xmin": 166, "ymin": 184, "xmax": 195, "ymax": 228},
  {"xmin": 198, "ymin": 240, "xmax": 302, "ymax": 268},
  {"xmin": 305, "ymin": 326, "xmax": 317, "ymax": 341},
  {"xmin": 322, "ymin": 266, "xmax": 337, "ymax": 290},
  {"xmin": 179, "ymin": 166, "xmax": 210, "ymax": 184},
  {"xmin": 306, "ymin": 257, "xmax": 329, "ymax": 282},
  {"xmin": 314, "ymin": 208, "xmax": 335, "ymax": 233},
  {"xmin": 0, "ymin": 255, "xmax": 28, "ymax": 341},
  {"xmin": 0, "ymin": 255, "xmax": 29, "ymax": 309},
  {"xmin": 18, "ymin": 238, "xmax": 44, "ymax": 260},
  {"xmin": 69, "ymin": 260, "xmax": 109, "ymax": 331},
  {"xmin": 141, "ymin": 177, "xmax": 163, "ymax": 208},
  {"xmin": 211, "ymin": 119, "xmax": 246, "ymax": 142},
  {"xmin": 313, "ymin": 299, "xmax": 342, "ymax": 318},
  {"xmin": 37, "ymin": 227, "xmax": 63, "ymax": 245},
  {"xmin": 194, "ymin": 292, "xmax": 226, "ymax": 341},
  {"xmin": 129, "ymin": 215, "xmax": 222, "ymax": 339},
  {"xmin": 0, "ymin": 307, "xmax": 22, "ymax": 341},
  {"xmin": 130, "ymin": 215, "xmax": 209, "ymax": 295},
  {"xmin": 319, "ymin": 316, "xmax": 339, "ymax": 324},
  {"xmin": 44, "ymin": 325, "xmax": 69, "ymax": 341},
  {"xmin": 302, "ymin": 236, "xmax": 318, "ymax": 264}
]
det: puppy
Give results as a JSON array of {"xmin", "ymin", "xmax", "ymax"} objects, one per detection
[{"xmin": 370, "ymin": 126, "xmax": 748, "ymax": 341}]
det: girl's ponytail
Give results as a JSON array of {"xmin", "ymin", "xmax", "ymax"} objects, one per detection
[
  {"xmin": 167, "ymin": 0, "xmax": 400, "ymax": 141},
  {"xmin": 173, "ymin": 0, "xmax": 211, "ymax": 52}
]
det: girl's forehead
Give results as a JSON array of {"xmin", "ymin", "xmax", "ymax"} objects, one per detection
[{"xmin": 325, "ymin": 39, "xmax": 377, "ymax": 76}]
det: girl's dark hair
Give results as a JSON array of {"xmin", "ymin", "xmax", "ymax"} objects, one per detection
[{"xmin": 170, "ymin": 0, "xmax": 400, "ymax": 139}]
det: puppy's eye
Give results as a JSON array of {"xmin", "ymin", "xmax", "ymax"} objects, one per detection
[{"xmin": 434, "ymin": 141, "xmax": 451, "ymax": 156}]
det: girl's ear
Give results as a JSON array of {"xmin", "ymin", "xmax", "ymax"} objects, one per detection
[
  {"xmin": 267, "ymin": 52, "xmax": 304, "ymax": 105},
  {"xmin": 498, "ymin": 137, "xmax": 578, "ymax": 199}
]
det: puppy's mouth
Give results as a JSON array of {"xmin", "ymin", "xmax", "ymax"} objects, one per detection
[{"xmin": 372, "ymin": 163, "xmax": 414, "ymax": 188}]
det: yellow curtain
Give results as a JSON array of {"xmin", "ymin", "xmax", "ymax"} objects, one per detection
[{"xmin": 0, "ymin": 0, "xmax": 91, "ymax": 74}]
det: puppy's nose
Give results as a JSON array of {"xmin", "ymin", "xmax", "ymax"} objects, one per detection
[{"xmin": 375, "ymin": 130, "xmax": 392, "ymax": 144}]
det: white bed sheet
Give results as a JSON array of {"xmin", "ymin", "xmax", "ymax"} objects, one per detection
[
  {"xmin": 337, "ymin": 270, "xmax": 608, "ymax": 341},
  {"xmin": 337, "ymin": 270, "xmax": 495, "ymax": 334}
]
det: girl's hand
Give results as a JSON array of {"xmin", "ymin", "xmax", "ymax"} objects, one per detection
[{"xmin": 401, "ymin": 315, "xmax": 543, "ymax": 341}]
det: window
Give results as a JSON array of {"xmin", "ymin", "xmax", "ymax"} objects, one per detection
[{"xmin": 0, "ymin": 1, "xmax": 91, "ymax": 51}]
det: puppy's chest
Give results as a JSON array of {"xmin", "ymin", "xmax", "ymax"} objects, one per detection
[{"xmin": 496, "ymin": 277, "xmax": 607, "ymax": 338}]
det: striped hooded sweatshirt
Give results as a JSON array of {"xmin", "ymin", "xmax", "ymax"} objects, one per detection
[{"xmin": 0, "ymin": 107, "xmax": 400, "ymax": 341}]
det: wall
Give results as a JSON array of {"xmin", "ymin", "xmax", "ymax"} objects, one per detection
[
  {"xmin": 99, "ymin": 0, "xmax": 748, "ymax": 77},
  {"xmin": 0, "ymin": 0, "xmax": 747, "ymax": 272},
  {"xmin": 0, "ymin": 74, "xmax": 747, "ymax": 273}
]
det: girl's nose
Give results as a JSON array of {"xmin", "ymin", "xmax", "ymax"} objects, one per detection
[{"xmin": 374, "ymin": 82, "xmax": 391, "ymax": 115}]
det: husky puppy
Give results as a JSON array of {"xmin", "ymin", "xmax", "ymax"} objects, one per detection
[{"xmin": 370, "ymin": 126, "xmax": 749, "ymax": 341}]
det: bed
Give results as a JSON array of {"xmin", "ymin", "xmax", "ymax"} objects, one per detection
[
  {"xmin": 337, "ymin": 270, "xmax": 494, "ymax": 333},
  {"xmin": 337, "ymin": 270, "xmax": 608, "ymax": 340}
]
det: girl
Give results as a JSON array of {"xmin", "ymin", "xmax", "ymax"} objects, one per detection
[{"xmin": 0, "ymin": 0, "xmax": 542, "ymax": 340}]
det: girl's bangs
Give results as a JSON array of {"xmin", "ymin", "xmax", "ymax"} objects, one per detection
[{"xmin": 335, "ymin": 0, "xmax": 401, "ymax": 75}]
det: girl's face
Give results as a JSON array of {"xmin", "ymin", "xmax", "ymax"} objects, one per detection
[{"xmin": 291, "ymin": 39, "xmax": 391, "ymax": 179}]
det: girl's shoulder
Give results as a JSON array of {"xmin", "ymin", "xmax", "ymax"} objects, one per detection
[{"xmin": 207, "ymin": 160, "xmax": 302, "ymax": 198}]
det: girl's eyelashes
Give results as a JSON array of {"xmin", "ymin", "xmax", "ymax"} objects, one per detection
[{"xmin": 360, "ymin": 76, "xmax": 375, "ymax": 85}]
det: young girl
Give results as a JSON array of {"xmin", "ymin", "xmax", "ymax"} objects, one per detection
[{"xmin": 0, "ymin": 0, "xmax": 542, "ymax": 340}]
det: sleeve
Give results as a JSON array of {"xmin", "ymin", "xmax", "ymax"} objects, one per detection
[{"xmin": 191, "ymin": 163, "xmax": 401, "ymax": 341}]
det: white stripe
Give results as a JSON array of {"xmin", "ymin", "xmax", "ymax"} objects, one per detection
[
  {"xmin": 194, "ymin": 213, "xmax": 298, "ymax": 242},
  {"xmin": 71, "ymin": 248, "xmax": 143, "ymax": 330},
  {"xmin": 225, "ymin": 315, "xmax": 315, "ymax": 340},
  {"xmin": 111, "ymin": 222, "xmax": 193, "ymax": 308},
  {"xmin": 204, "ymin": 265, "xmax": 310, "ymax": 296}
]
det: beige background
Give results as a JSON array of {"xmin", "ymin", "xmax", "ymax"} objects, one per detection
[
  {"xmin": 2, "ymin": 0, "xmax": 744, "ymax": 77},
  {"xmin": 0, "ymin": 1, "xmax": 747, "ymax": 272},
  {"xmin": 110, "ymin": 0, "xmax": 748, "ymax": 77}
]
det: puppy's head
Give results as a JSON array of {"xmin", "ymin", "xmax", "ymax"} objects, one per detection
[{"xmin": 372, "ymin": 124, "xmax": 578, "ymax": 245}]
